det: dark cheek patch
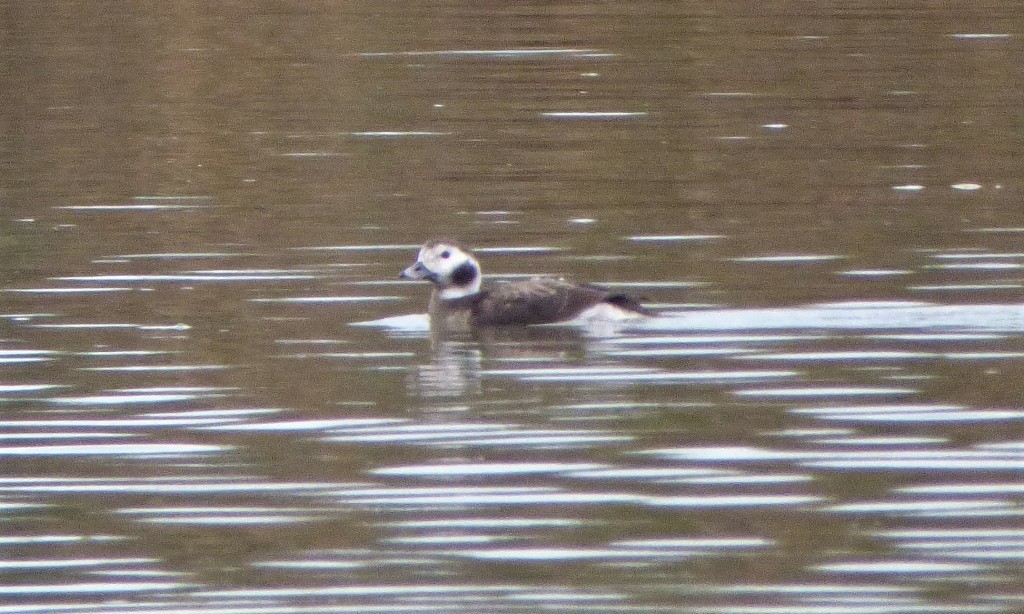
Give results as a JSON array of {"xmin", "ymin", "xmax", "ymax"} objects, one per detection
[{"xmin": 450, "ymin": 262, "xmax": 478, "ymax": 286}]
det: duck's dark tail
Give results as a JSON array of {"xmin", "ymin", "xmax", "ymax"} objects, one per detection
[{"xmin": 605, "ymin": 293, "xmax": 656, "ymax": 316}]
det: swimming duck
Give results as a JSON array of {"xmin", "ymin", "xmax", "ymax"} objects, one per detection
[{"xmin": 400, "ymin": 239, "xmax": 653, "ymax": 329}]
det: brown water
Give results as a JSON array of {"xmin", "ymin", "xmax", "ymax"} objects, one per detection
[{"xmin": 2, "ymin": 2, "xmax": 1024, "ymax": 612}]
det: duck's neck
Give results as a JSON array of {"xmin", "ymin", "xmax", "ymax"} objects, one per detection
[{"xmin": 438, "ymin": 280, "xmax": 481, "ymax": 301}]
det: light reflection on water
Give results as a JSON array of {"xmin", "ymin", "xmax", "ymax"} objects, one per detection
[{"xmin": 4, "ymin": 283, "xmax": 1024, "ymax": 613}]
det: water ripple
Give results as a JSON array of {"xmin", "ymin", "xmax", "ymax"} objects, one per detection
[
  {"xmin": 0, "ymin": 477, "xmax": 340, "ymax": 495},
  {"xmin": 0, "ymin": 581, "xmax": 197, "ymax": 594},
  {"xmin": 323, "ymin": 421, "xmax": 632, "ymax": 448},
  {"xmin": 371, "ymin": 462, "xmax": 607, "ymax": 477},
  {"xmin": 118, "ymin": 506, "xmax": 333, "ymax": 526},
  {"xmin": 0, "ymin": 443, "xmax": 229, "ymax": 457}
]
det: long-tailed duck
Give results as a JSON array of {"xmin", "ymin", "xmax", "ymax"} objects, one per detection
[{"xmin": 400, "ymin": 239, "xmax": 653, "ymax": 329}]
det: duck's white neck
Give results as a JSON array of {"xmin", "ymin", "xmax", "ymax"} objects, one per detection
[{"xmin": 438, "ymin": 277, "xmax": 481, "ymax": 300}]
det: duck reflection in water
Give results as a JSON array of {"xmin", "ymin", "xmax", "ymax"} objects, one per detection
[{"xmin": 407, "ymin": 327, "xmax": 611, "ymax": 400}]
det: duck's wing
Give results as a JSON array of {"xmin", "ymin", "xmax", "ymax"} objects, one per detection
[{"xmin": 473, "ymin": 278, "xmax": 622, "ymax": 325}]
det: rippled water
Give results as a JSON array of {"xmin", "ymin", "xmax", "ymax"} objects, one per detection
[{"xmin": 3, "ymin": 1, "xmax": 1024, "ymax": 612}]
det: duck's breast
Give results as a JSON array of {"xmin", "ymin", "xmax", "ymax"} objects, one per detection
[{"xmin": 428, "ymin": 292, "xmax": 474, "ymax": 331}]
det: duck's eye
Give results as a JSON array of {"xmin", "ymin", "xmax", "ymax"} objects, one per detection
[{"xmin": 440, "ymin": 250, "xmax": 451, "ymax": 259}]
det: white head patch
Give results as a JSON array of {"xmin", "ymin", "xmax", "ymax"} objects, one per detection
[{"xmin": 402, "ymin": 241, "xmax": 482, "ymax": 299}]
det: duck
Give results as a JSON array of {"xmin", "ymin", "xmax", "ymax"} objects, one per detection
[{"xmin": 400, "ymin": 239, "xmax": 653, "ymax": 329}]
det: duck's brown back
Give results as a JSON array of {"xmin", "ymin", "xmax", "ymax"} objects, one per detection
[{"xmin": 469, "ymin": 278, "xmax": 647, "ymax": 326}]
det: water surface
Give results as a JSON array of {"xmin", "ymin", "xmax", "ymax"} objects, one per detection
[{"xmin": 2, "ymin": 1, "xmax": 1024, "ymax": 612}]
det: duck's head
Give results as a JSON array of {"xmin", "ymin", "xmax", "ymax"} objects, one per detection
[{"xmin": 400, "ymin": 239, "xmax": 482, "ymax": 299}]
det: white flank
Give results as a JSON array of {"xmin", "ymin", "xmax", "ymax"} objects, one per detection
[{"xmin": 571, "ymin": 303, "xmax": 647, "ymax": 322}]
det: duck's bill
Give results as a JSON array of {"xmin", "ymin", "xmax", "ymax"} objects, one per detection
[{"xmin": 400, "ymin": 262, "xmax": 437, "ymax": 282}]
